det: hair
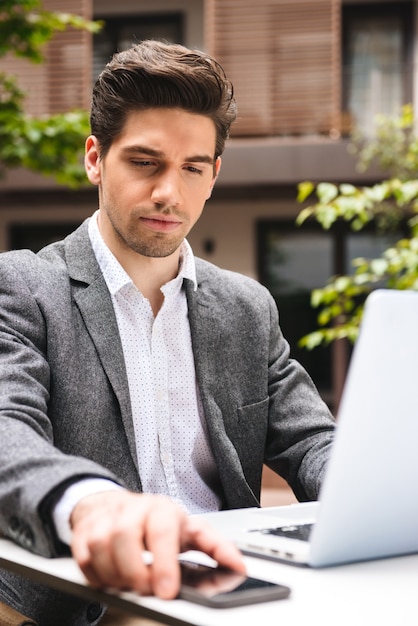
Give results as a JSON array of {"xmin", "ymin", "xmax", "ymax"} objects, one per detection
[{"xmin": 90, "ymin": 39, "xmax": 237, "ymax": 160}]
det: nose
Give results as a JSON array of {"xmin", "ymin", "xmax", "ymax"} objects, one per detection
[{"xmin": 150, "ymin": 169, "xmax": 181, "ymax": 208}]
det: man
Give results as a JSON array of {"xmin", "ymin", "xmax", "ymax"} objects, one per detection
[{"xmin": 0, "ymin": 40, "xmax": 335, "ymax": 625}]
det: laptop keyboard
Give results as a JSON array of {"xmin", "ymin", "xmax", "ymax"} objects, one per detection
[{"xmin": 252, "ymin": 523, "xmax": 314, "ymax": 542}]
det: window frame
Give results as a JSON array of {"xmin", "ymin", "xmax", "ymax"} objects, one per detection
[{"xmin": 342, "ymin": 1, "xmax": 414, "ymax": 134}]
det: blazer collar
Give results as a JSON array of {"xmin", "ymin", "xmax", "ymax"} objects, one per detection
[{"xmin": 64, "ymin": 218, "xmax": 102, "ymax": 285}]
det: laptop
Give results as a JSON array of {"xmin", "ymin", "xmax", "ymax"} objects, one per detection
[{"xmin": 200, "ymin": 289, "xmax": 418, "ymax": 567}]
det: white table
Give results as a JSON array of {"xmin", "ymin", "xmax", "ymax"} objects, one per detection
[{"xmin": 0, "ymin": 536, "xmax": 416, "ymax": 626}]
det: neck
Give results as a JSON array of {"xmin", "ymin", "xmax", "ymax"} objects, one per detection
[
  {"xmin": 121, "ymin": 251, "xmax": 181, "ymax": 316},
  {"xmin": 95, "ymin": 212, "xmax": 182, "ymax": 315}
]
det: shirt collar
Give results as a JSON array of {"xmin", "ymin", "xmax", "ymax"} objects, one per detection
[{"xmin": 88, "ymin": 211, "xmax": 198, "ymax": 296}]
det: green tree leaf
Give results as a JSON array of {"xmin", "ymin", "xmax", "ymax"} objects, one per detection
[
  {"xmin": 0, "ymin": 0, "xmax": 102, "ymax": 187},
  {"xmin": 296, "ymin": 106, "xmax": 418, "ymax": 349}
]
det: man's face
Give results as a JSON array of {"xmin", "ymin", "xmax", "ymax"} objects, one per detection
[{"xmin": 85, "ymin": 108, "xmax": 220, "ymax": 260}]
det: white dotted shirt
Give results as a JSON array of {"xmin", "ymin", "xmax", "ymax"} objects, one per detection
[{"xmin": 87, "ymin": 213, "xmax": 221, "ymax": 515}]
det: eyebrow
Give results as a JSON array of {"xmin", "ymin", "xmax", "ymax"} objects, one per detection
[{"xmin": 121, "ymin": 145, "xmax": 215, "ymax": 166}]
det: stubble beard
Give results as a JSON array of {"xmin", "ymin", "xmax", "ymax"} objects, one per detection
[{"xmin": 114, "ymin": 214, "xmax": 186, "ymax": 258}]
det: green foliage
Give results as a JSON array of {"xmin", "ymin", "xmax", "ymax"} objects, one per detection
[
  {"xmin": 351, "ymin": 104, "xmax": 418, "ymax": 180},
  {"xmin": 296, "ymin": 105, "xmax": 418, "ymax": 348},
  {"xmin": 0, "ymin": 0, "xmax": 100, "ymax": 62},
  {"xmin": 0, "ymin": 0, "xmax": 102, "ymax": 187}
]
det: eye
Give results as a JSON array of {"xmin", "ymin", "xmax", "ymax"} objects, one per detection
[
  {"xmin": 131, "ymin": 160, "xmax": 155, "ymax": 168},
  {"xmin": 185, "ymin": 165, "xmax": 203, "ymax": 175}
]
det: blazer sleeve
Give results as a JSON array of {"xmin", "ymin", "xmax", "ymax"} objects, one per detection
[
  {"xmin": 0, "ymin": 252, "xmax": 124, "ymax": 557},
  {"xmin": 264, "ymin": 292, "xmax": 335, "ymax": 501}
]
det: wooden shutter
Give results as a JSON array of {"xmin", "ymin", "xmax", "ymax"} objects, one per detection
[
  {"xmin": 205, "ymin": 0, "xmax": 341, "ymax": 137},
  {"xmin": 2, "ymin": 0, "xmax": 92, "ymax": 116}
]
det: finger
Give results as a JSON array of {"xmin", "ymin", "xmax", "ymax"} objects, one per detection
[
  {"xmin": 108, "ymin": 521, "xmax": 152, "ymax": 594},
  {"xmin": 72, "ymin": 503, "xmax": 152, "ymax": 593},
  {"xmin": 72, "ymin": 524, "xmax": 116, "ymax": 588},
  {"xmin": 144, "ymin": 499, "xmax": 185, "ymax": 599},
  {"xmin": 182, "ymin": 517, "xmax": 247, "ymax": 574}
]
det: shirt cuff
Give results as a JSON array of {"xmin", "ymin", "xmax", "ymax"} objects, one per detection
[{"xmin": 52, "ymin": 478, "xmax": 125, "ymax": 546}]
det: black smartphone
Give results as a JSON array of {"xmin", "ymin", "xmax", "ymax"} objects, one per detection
[{"xmin": 178, "ymin": 560, "xmax": 291, "ymax": 608}]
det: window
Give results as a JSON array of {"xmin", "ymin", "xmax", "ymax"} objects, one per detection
[
  {"xmin": 257, "ymin": 220, "xmax": 402, "ymax": 403},
  {"xmin": 343, "ymin": 2, "xmax": 413, "ymax": 135},
  {"xmin": 258, "ymin": 223, "xmax": 333, "ymax": 399},
  {"xmin": 93, "ymin": 13, "xmax": 184, "ymax": 80},
  {"xmin": 9, "ymin": 223, "xmax": 81, "ymax": 252}
]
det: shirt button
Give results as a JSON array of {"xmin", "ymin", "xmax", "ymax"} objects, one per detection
[
  {"xmin": 161, "ymin": 451, "xmax": 171, "ymax": 464},
  {"xmin": 156, "ymin": 389, "xmax": 164, "ymax": 402}
]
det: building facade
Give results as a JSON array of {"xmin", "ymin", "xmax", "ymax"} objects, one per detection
[{"xmin": 1, "ymin": 0, "xmax": 415, "ymax": 407}]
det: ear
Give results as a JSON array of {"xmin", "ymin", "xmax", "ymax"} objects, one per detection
[
  {"xmin": 84, "ymin": 135, "xmax": 101, "ymax": 185},
  {"xmin": 207, "ymin": 157, "xmax": 222, "ymax": 199}
]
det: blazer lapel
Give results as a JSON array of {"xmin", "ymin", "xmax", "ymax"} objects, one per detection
[
  {"xmin": 64, "ymin": 221, "xmax": 140, "ymax": 475},
  {"xmin": 184, "ymin": 270, "xmax": 259, "ymax": 508}
]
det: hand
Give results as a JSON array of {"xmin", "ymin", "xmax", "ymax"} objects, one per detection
[{"xmin": 70, "ymin": 491, "xmax": 246, "ymax": 599}]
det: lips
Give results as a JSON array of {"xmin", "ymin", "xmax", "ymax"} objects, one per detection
[{"xmin": 140, "ymin": 216, "xmax": 182, "ymax": 233}]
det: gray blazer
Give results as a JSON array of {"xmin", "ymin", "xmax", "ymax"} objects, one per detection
[{"xmin": 0, "ymin": 219, "xmax": 335, "ymax": 624}]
